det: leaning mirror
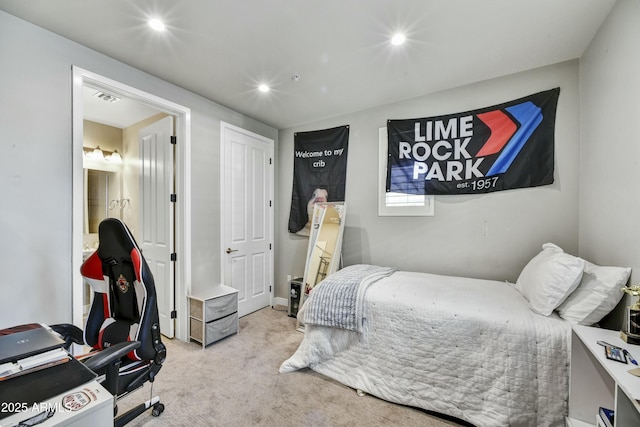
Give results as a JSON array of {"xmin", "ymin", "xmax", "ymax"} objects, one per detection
[{"xmin": 297, "ymin": 202, "xmax": 346, "ymax": 331}]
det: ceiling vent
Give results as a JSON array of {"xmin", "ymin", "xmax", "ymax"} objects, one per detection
[{"xmin": 93, "ymin": 91, "xmax": 121, "ymax": 103}]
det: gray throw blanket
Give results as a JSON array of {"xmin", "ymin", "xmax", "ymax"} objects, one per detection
[{"xmin": 303, "ymin": 264, "xmax": 396, "ymax": 332}]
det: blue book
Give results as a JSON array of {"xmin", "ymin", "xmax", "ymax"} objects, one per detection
[{"xmin": 598, "ymin": 407, "xmax": 614, "ymax": 427}]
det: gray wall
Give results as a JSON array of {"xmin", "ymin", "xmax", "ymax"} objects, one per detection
[
  {"xmin": 276, "ymin": 60, "xmax": 581, "ymax": 298},
  {"xmin": 0, "ymin": 11, "xmax": 277, "ymax": 330},
  {"xmin": 579, "ymin": 0, "xmax": 640, "ymax": 328}
]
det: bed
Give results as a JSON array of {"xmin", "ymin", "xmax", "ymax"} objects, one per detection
[{"xmin": 280, "ymin": 245, "xmax": 631, "ymax": 427}]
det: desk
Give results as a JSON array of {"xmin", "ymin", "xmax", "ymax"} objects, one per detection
[
  {"xmin": 0, "ymin": 352, "xmax": 113, "ymax": 427},
  {"xmin": 568, "ymin": 325, "xmax": 640, "ymax": 426},
  {"xmin": 0, "ymin": 379, "xmax": 112, "ymax": 427}
]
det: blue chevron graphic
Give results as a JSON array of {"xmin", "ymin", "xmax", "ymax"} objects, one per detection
[{"xmin": 486, "ymin": 101, "xmax": 542, "ymax": 176}]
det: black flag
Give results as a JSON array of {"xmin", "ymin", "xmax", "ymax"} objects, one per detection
[
  {"xmin": 288, "ymin": 125, "xmax": 349, "ymax": 235},
  {"xmin": 387, "ymin": 88, "xmax": 559, "ymax": 195}
]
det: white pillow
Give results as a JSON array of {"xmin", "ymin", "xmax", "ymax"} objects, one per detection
[
  {"xmin": 515, "ymin": 243, "xmax": 585, "ymax": 316},
  {"xmin": 557, "ymin": 261, "xmax": 631, "ymax": 325}
]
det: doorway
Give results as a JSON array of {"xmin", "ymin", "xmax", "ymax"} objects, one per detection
[{"xmin": 72, "ymin": 67, "xmax": 191, "ymax": 340}]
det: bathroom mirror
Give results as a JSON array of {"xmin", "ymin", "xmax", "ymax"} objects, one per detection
[
  {"xmin": 85, "ymin": 169, "xmax": 111, "ymax": 233},
  {"xmin": 296, "ymin": 202, "xmax": 346, "ymax": 330},
  {"xmin": 83, "ymin": 160, "xmax": 122, "ymax": 236}
]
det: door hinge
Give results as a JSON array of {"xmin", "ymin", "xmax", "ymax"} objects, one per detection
[
  {"xmin": 269, "ymin": 285, "xmax": 272, "ymax": 292},
  {"xmin": 170, "ymin": 135, "xmax": 177, "ymax": 145},
  {"xmin": 170, "ymin": 194, "xmax": 177, "ymax": 203},
  {"xmin": 269, "ymin": 157, "xmax": 272, "ymax": 165},
  {"xmin": 170, "ymin": 310, "xmax": 177, "ymax": 319},
  {"xmin": 269, "ymin": 243, "xmax": 272, "ymax": 250},
  {"xmin": 170, "ymin": 253, "xmax": 177, "ymax": 262},
  {"xmin": 269, "ymin": 200, "xmax": 272, "ymax": 207}
]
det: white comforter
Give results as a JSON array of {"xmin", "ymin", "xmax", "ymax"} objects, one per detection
[{"xmin": 280, "ymin": 270, "xmax": 571, "ymax": 427}]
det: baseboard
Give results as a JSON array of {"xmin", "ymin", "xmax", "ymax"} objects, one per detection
[{"xmin": 273, "ymin": 296, "xmax": 288, "ymax": 308}]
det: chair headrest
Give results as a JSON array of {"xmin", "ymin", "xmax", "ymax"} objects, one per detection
[{"xmin": 97, "ymin": 218, "xmax": 140, "ymax": 261}]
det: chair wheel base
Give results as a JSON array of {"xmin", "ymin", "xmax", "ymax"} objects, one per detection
[{"xmin": 152, "ymin": 402, "xmax": 164, "ymax": 417}]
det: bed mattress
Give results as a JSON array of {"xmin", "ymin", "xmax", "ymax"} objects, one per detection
[{"xmin": 280, "ymin": 270, "xmax": 571, "ymax": 427}]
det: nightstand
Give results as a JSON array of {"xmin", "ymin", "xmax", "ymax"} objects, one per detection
[{"xmin": 188, "ymin": 284, "xmax": 238, "ymax": 348}]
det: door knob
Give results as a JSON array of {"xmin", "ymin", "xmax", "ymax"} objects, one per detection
[{"xmin": 226, "ymin": 248, "xmax": 238, "ymax": 254}]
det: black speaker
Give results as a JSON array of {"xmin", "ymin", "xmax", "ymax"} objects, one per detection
[{"xmin": 288, "ymin": 278, "xmax": 303, "ymax": 317}]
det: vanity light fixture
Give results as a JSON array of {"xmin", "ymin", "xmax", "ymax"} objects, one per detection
[
  {"xmin": 91, "ymin": 146, "xmax": 105, "ymax": 160},
  {"xmin": 106, "ymin": 149, "xmax": 123, "ymax": 163},
  {"xmin": 83, "ymin": 146, "xmax": 123, "ymax": 163}
]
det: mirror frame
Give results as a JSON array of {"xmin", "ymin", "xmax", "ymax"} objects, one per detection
[{"xmin": 296, "ymin": 201, "xmax": 346, "ymax": 331}]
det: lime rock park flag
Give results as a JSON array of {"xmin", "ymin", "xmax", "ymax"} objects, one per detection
[{"xmin": 386, "ymin": 88, "xmax": 559, "ymax": 195}]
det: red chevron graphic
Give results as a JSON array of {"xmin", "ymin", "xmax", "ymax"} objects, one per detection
[{"xmin": 476, "ymin": 110, "xmax": 517, "ymax": 157}]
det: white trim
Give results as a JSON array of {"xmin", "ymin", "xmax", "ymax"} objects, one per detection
[
  {"xmin": 378, "ymin": 127, "xmax": 435, "ymax": 217},
  {"xmin": 83, "ymin": 157, "xmax": 122, "ymax": 173},
  {"xmin": 220, "ymin": 121, "xmax": 275, "ymax": 310},
  {"xmin": 72, "ymin": 66, "xmax": 192, "ymax": 341},
  {"xmin": 273, "ymin": 297, "xmax": 288, "ymax": 308}
]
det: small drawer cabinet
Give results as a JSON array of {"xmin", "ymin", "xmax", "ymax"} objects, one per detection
[{"xmin": 188, "ymin": 284, "xmax": 239, "ymax": 348}]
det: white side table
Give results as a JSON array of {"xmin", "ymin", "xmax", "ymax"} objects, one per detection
[{"xmin": 188, "ymin": 285, "xmax": 238, "ymax": 348}]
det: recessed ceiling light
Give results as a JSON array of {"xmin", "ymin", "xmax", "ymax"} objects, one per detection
[
  {"xmin": 258, "ymin": 84, "xmax": 270, "ymax": 93},
  {"xmin": 391, "ymin": 33, "xmax": 406, "ymax": 46},
  {"xmin": 148, "ymin": 18, "xmax": 166, "ymax": 32}
]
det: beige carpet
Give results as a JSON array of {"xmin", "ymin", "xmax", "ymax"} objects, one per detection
[{"xmin": 119, "ymin": 306, "xmax": 466, "ymax": 427}]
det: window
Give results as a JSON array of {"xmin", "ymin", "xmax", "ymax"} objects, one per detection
[{"xmin": 378, "ymin": 127, "xmax": 434, "ymax": 216}]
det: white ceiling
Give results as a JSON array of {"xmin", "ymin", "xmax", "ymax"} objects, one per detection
[
  {"xmin": 83, "ymin": 85, "xmax": 163, "ymax": 128},
  {"xmin": 0, "ymin": 0, "xmax": 616, "ymax": 129}
]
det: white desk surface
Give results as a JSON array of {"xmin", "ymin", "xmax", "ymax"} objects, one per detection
[
  {"xmin": 0, "ymin": 380, "xmax": 112, "ymax": 427},
  {"xmin": 573, "ymin": 325, "xmax": 640, "ymax": 402}
]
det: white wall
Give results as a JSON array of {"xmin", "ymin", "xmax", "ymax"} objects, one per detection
[
  {"xmin": 579, "ymin": 0, "xmax": 640, "ymax": 328},
  {"xmin": 276, "ymin": 60, "xmax": 581, "ymax": 298},
  {"xmin": 0, "ymin": 11, "xmax": 277, "ymax": 331}
]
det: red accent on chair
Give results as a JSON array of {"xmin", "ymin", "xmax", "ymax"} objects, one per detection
[
  {"xmin": 97, "ymin": 328, "xmax": 106, "ymax": 351},
  {"xmin": 80, "ymin": 251, "xmax": 104, "ymax": 281},
  {"xmin": 130, "ymin": 248, "xmax": 142, "ymax": 283}
]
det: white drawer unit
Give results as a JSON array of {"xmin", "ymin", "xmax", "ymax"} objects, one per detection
[{"xmin": 188, "ymin": 285, "xmax": 239, "ymax": 348}]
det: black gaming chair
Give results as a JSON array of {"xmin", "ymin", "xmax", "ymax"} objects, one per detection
[{"xmin": 53, "ymin": 218, "xmax": 166, "ymax": 426}]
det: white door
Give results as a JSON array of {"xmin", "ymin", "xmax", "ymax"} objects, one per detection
[
  {"xmin": 139, "ymin": 116, "xmax": 175, "ymax": 338},
  {"xmin": 221, "ymin": 122, "xmax": 274, "ymax": 317}
]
